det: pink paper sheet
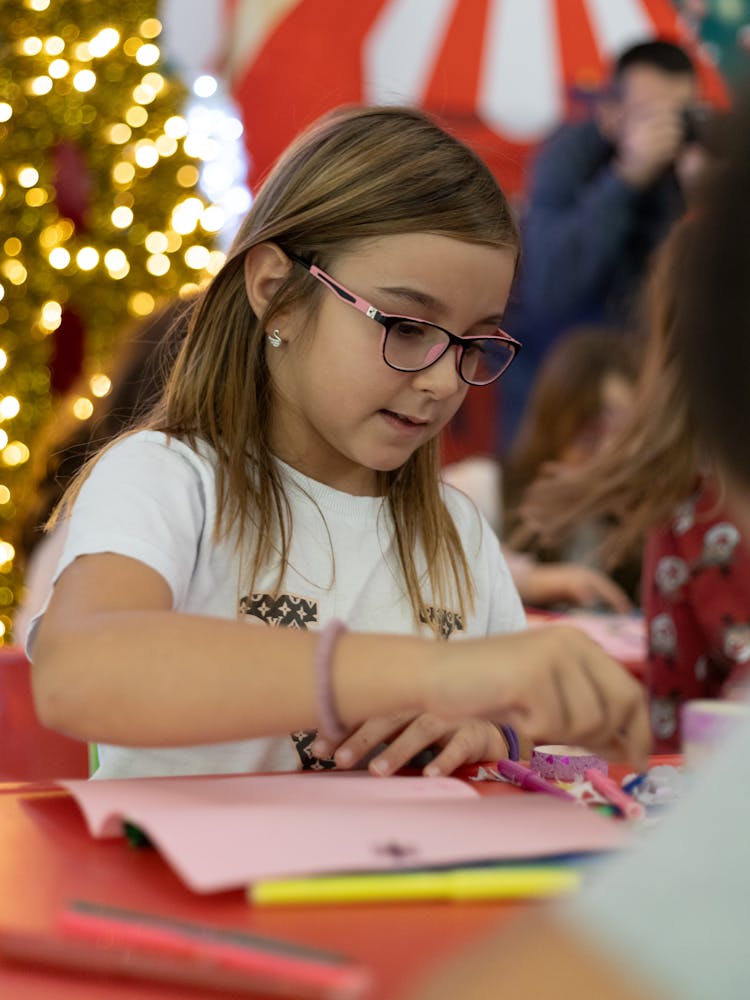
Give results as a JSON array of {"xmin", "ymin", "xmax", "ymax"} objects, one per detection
[
  {"xmin": 529, "ymin": 611, "xmax": 646, "ymax": 663},
  {"xmin": 59, "ymin": 773, "xmax": 627, "ymax": 893}
]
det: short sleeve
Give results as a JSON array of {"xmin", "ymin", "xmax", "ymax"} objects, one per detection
[
  {"xmin": 26, "ymin": 433, "xmax": 210, "ymax": 654},
  {"xmin": 442, "ymin": 483, "xmax": 525, "ymax": 635}
]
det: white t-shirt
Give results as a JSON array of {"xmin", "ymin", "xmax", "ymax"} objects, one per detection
[{"xmin": 28, "ymin": 431, "xmax": 524, "ymax": 779}]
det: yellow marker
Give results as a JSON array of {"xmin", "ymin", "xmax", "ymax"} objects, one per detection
[{"xmin": 249, "ymin": 865, "xmax": 580, "ymax": 906}]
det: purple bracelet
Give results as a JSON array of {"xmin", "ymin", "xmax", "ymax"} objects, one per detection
[
  {"xmin": 314, "ymin": 618, "xmax": 348, "ymax": 742},
  {"xmin": 498, "ymin": 724, "xmax": 520, "ymax": 761}
]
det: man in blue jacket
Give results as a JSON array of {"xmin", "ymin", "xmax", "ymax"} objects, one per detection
[{"xmin": 500, "ymin": 40, "xmax": 700, "ymax": 449}]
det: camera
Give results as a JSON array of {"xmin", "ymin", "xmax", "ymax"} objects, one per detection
[{"xmin": 682, "ymin": 105, "xmax": 713, "ymax": 146}]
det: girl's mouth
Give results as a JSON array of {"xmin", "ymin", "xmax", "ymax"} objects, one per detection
[{"xmin": 379, "ymin": 409, "xmax": 429, "ymax": 432}]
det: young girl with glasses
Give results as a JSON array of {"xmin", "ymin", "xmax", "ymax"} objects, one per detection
[{"xmin": 28, "ymin": 106, "xmax": 648, "ymax": 779}]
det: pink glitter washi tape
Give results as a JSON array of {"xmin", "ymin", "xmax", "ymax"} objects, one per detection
[{"xmin": 531, "ymin": 745, "xmax": 608, "ymax": 783}]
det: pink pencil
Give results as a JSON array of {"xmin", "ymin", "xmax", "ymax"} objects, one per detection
[
  {"xmin": 55, "ymin": 899, "xmax": 371, "ymax": 999},
  {"xmin": 495, "ymin": 759, "xmax": 577, "ymax": 803},
  {"xmin": 584, "ymin": 768, "xmax": 645, "ymax": 819}
]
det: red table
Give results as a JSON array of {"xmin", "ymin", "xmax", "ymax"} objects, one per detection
[
  {"xmin": 0, "ymin": 776, "xmax": 536, "ymax": 1000},
  {"xmin": 4, "ymin": 759, "xmax": 678, "ymax": 999},
  {"xmin": 0, "ymin": 637, "xmax": 665, "ymax": 998}
]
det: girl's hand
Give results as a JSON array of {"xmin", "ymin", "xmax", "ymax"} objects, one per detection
[
  {"xmin": 429, "ymin": 625, "xmax": 651, "ymax": 769},
  {"xmin": 518, "ymin": 563, "xmax": 633, "ymax": 613},
  {"xmin": 312, "ymin": 715, "xmax": 508, "ymax": 777}
]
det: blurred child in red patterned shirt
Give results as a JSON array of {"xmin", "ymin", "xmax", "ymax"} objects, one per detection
[{"xmin": 514, "ymin": 219, "xmax": 750, "ymax": 751}]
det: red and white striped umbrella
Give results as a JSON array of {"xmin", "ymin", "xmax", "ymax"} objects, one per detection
[{"xmin": 226, "ymin": 0, "xmax": 728, "ymax": 196}]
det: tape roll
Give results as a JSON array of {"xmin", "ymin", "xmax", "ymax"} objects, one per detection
[
  {"xmin": 681, "ymin": 699, "xmax": 750, "ymax": 768},
  {"xmin": 531, "ymin": 745, "xmax": 608, "ymax": 783}
]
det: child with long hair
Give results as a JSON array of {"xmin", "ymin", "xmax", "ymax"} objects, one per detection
[
  {"xmin": 409, "ymin": 89, "xmax": 750, "ymax": 1000},
  {"xmin": 503, "ymin": 325, "xmax": 640, "ymax": 608},
  {"xmin": 516, "ymin": 221, "xmax": 750, "ymax": 751},
  {"xmin": 29, "ymin": 106, "xmax": 647, "ymax": 779}
]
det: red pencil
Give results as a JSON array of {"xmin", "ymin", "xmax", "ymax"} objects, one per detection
[{"xmin": 0, "ymin": 899, "xmax": 371, "ymax": 998}]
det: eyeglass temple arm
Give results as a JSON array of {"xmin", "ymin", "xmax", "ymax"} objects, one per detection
[{"xmin": 286, "ymin": 252, "xmax": 384, "ymax": 323}]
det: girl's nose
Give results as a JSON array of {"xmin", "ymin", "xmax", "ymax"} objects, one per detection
[{"xmin": 411, "ymin": 345, "xmax": 463, "ymax": 397}]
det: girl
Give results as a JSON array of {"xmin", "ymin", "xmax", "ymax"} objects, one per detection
[
  {"xmin": 443, "ymin": 327, "xmax": 639, "ymax": 611},
  {"xmin": 29, "ymin": 106, "xmax": 648, "ymax": 779},
  {"xmin": 516, "ymin": 221, "xmax": 750, "ymax": 752},
  {"xmin": 502, "ymin": 325, "xmax": 640, "ymax": 609}
]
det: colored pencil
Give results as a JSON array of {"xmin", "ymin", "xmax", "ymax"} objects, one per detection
[{"xmin": 249, "ymin": 865, "xmax": 580, "ymax": 906}]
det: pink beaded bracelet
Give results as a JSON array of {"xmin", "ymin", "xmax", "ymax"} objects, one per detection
[{"xmin": 314, "ymin": 618, "xmax": 348, "ymax": 741}]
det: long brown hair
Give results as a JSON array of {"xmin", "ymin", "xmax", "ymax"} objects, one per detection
[
  {"xmin": 679, "ymin": 94, "xmax": 750, "ymax": 494},
  {"xmin": 59, "ymin": 106, "xmax": 519, "ymax": 629},
  {"xmin": 513, "ymin": 221, "xmax": 698, "ymax": 565},
  {"xmin": 503, "ymin": 326, "xmax": 639, "ymax": 537}
]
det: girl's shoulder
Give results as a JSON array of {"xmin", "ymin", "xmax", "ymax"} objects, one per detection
[
  {"xmin": 440, "ymin": 477, "xmax": 496, "ymax": 544},
  {"xmin": 440, "ymin": 456, "xmax": 502, "ymax": 534},
  {"xmin": 97, "ymin": 429, "xmax": 217, "ymax": 476},
  {"xmin": 80, "ymin": 431, "xmax": 221, "ymax": 512}
]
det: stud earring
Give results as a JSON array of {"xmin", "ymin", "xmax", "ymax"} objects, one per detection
[{"xmin": 267, "ymin": 329, "xmax": 282, "ymax": 348}]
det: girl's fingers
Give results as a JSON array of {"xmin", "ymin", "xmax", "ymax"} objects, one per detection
[
  {"xmin": 330, "ymin": 712, "xmax": 415, "ymax": 769},
  {"xmin": 504, "ymin": 633, "xmax": 601, "ymax": 744},
  {"xmin": 581, "ymin": 649, "xmax": 650, "ymax": 764},
  {"xmin": 612, "ymin": 686, "xmax": 651, "ymax": 769},
  {"xmin": 311, "ymin": 736, "xmax": 335, "ymax": 758},
  {"xmin": 550, "ymin": 661, "xmax": 607, "ymax": 745},
  {"xmin": 508, "ymin": 627, "xmax": 649, "ymax": 758},
  {"xmin": 553, "ymin": 656, "xmax": 650, "ymax": 765},
  {"xmin": 367, "ymin": 714, "xmax": 450, "ymax": 777},
  {"xmin": 422, "ymin": 722, "xmax": 505, "ymax": 777}
]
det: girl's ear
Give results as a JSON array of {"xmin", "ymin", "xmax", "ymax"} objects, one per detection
[{"xmin": 243, "ymin": 243, "xmax": 293, "ymax": 325}]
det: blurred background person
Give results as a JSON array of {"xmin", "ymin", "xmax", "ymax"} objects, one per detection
[
  {"xmin": 444, "ymin": 326, "xmax": 639, "ymax": 612},
  {"xmin": 515, "ymin": 220, "xmax": 750, "ymax": 752},
  {"xmin": 409, "ymin": 85, "xmax": 750, "ymax": 1000},
  {"xmin": 503, "ymin": 325, "xmax": 640, "ymax": 606},
  {"xmin": 499, "ymin": 39, "xmax": 704, "ymax": 449}
]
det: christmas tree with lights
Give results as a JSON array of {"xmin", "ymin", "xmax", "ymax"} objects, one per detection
[{"xmin": 0, "ymin": 0, "xmax": 225, "ymax": 642}]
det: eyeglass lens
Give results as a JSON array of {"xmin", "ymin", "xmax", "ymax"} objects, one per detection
[{"xmin": 384, "ymin": 320, "xmax": 514, "ymax": 385}]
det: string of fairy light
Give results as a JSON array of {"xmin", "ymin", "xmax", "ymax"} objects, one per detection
[{"xmin": 0, "ymin": 0, "xmax": 231, "ymax": 642}]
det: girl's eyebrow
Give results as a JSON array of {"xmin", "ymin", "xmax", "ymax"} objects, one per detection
[
  {"xmin": 375, "ymin": 284, "xmax": 445, "ymax": 311},
  {"xmin": 374, "ymin": 285, "xmax": 505, "ymax": 325}
]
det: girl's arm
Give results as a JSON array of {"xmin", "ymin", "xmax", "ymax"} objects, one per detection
[
  {"xmin": 32, "ymin": 552, "xmax": 650, "ymax": 766},
  {"xmin": 31, "ymin": 552, "xmax": 429, "ymax": 746}
]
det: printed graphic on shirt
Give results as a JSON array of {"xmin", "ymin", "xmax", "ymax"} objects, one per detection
[
  {"xmin": 239, "ymin": 593, "xmax": 465, "ymax": 768},
  {"xmin": 650, "ymin": 692, "xmax": 680, "ymax": 741},
  {"xmin": 289, "ymin": 728, "xmax": 337, "ymax": 771},
  {"xmin": 721, "ymin": 617, "xmax": 750, "ymax": 665},
  {"xmin": 649, "ymin": 612, "xmax": 677, "ymax": 660},
  {"xmin": 647, "ymin": 488, "xmax": 750, "ymax": 751},
  {"xmin": 239, "ymin": 593, "xmax": 318, "ymax": 629},
  {"xmin": 672, "ymin": 496, "xmax": 697, "ymax": 535},
  {"xmin": 655, "ymin": 556, "xmax": 689, "ymax": 599},
  {"xmin": 419, "ymin": 605, "xmax": 465, "ymax": 639},
  {"xmin": 694, "ymin": 522, "xmax": 741, "ymax": 575},
  {"xmin": 238, "ymin": 591, "xmax": 335, "ymax": 770}
]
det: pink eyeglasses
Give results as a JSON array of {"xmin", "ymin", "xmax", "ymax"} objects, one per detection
[{"xmin": 287, "ymin": 253, "xmax": 520, "ymax": 386}]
